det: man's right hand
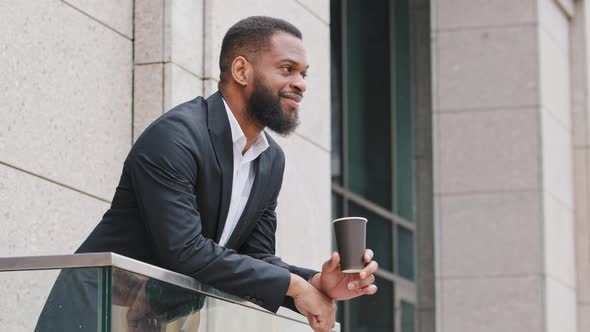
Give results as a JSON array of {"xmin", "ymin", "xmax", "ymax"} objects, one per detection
[{"xmin": 287, "ymin": 274, "xmax": 336, "ymax": 332}]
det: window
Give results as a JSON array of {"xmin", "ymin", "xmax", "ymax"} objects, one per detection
[{"xmin": 331, "ymin": 0, "xmax": 416, "ymax": 331}]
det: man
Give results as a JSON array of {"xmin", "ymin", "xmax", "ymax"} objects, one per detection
[{"xmin": 39, "ymin": 16, "xmax": 378, "ymax": 332}]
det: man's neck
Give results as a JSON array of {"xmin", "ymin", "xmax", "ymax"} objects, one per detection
[{"xmin": 220, "ymin": 88, "xmax": 264, "ymax": 154}]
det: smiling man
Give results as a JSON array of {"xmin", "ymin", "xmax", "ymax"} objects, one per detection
[{"xmin": 38, "ymin": 16, "xmax": 378, "ymax": 332}]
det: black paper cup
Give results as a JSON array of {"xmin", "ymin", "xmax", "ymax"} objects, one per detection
[{"xmin": 333, "ymin": 217, "xmax": 367, "ymax": 273}]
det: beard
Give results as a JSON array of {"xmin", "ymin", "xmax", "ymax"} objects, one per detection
[{"xmin": 246, "ymin": 75, "xmax": 300, "ymax": 136}]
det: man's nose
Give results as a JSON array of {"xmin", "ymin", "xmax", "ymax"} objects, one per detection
[{"xmin": 291, "ymin": 73, "xmax": 307, "ymax": 93}]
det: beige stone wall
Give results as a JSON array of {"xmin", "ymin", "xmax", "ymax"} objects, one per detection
[{"xmin": 432, "ymin": 0, "xmax": 580, "ymax": 331}]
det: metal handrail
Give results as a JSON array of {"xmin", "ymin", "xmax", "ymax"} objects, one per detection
[{"xmin": 0, "ymin": 253, "xmax": 339, "ymax": 330}]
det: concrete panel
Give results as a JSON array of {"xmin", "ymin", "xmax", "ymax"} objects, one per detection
[
  {"xmin": 0, "ymin": 165, "xmax": 108, "ymax": 256},
  {"xmin": 539, "ymin": 29, "xmax": 571, "ymax": 130},
  {"xmin": 204, "ymin": 0, "xmax": 331, "ymax": 150},
  {"xmin": 0, "ymin": 0, "xmax": 132, "ymax": 200},
  {"xmin": 542, "ymin": 110, "xmax": 574, "ymax": 208},
  {"xmin": 417, "ymin": 309, "xmax": 435, "ymax": 332},
  {"xmin": 575, "ymin": 147, "xmax": 590, "ymax": 303},
  {"xmin": 64, "ymin": 0, "xmax": 133, "ymax": 38},
  {"xmin": 134, "ymin": 63, "xmax": 164, "ymax": 142},
  {"xmin": 203, "ymin": 78, "xmax": 220, "ymax": 98},
  {"xmin": 439, "ymin": 191, "xmax": 542, "ymax": 278},
  {"xmin": 435, "ymin": 0, "xmax": 535, "ymax": 30},
  {"xmin": 165, "ymin": 0, "xmax": 204, "ymax": 77},
  {"xmin": 0, "ymin": 269, "xmax": 60, "ymax": 332},
  {"xmin": 544, "ymin": 194, "xmax": 576, "ymax": 288},
  {"xmin": 294, "ymin": 0, "xmax": 330, "ymax": 24},
  {"xmin": 436, "ymin": 26, "xmax": 537, "ymax": 111},
  {"xmin": 164, "ymin": 63, "xmax": 204, "ymax": 112},
  {"xmin": 571, "ymin": 0, "xmax": 589, "ymax": 148},
  {"xmin": 440, "ymin": 276, "xmax": 544, "ymax": 332},
  {"xmin": 437, "ymin": 109, "xmax": 540, "ymax": 193},
  {"xmin": 579, "ymin": 304, "xmax": 590, "ymax": 332},
  {"xmin": 135, "ymin": 0, "xmax": 164, "ymax": 63},
  {"xmin": 545, "ymin": 277, "xmax": 577, "ymax": 332},
  {"xmin": 539, "ymin": 0, "xmax": 570, "ymax": 51},
  {"xmin": 273, "ymin": 133, "xmax": 331, "ymax": 272}
]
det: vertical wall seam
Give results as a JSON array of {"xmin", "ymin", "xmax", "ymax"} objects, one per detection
[
  {"xmin": 202, "ymin": 0, "xmax": 207, "ymax": 96},
  {"xmin": 161, "ymin": 0, "xmax": 166, "ymax": 114},
  {"xmin": 131, "ymin": 0, "xmax": 136, "ymax": 144}
]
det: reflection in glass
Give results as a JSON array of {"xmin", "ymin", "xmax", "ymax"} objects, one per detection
[
  {"xmin": 349, "ymin": 201, "xmax": 393, "ymax": 272},
  {"xmin": 348, "ymin": 276, "xmax": 393, "ymax": 332},
  {"xmin": 397, "ymin": 225, "xmax": 415, "ymax": 280},
  {"xmin": 331, "ymin": 0, "xmax": 343, "ymax": 185},
  {"xmin": 401, "ymin": 301, "xmax": 416, "ymax": 332},
  {"xmin": 346, "ymin": 0, "xmax": 392, "ymax": 210}
]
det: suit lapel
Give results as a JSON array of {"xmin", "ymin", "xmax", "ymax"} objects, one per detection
[
  {"xmin": 225, "ymin": 147, "xmax": 271, "ymax": 249},
  {"xmin": 206, "ymin": 92, "xmax": 234, "ymax": 243}
]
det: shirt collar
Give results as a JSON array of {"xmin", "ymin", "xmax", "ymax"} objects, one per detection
[{"xmin": 222, "ymin": 97, "xmax": 269, "ymax": 159}]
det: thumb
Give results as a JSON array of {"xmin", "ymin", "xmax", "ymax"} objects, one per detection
[{"xmin": 322, "ymin": 252, "xmax": 340, "ymax": 272}]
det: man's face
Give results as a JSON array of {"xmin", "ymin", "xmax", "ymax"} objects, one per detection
[{"xmin": 246, "ymin": 32, "xmax": 309, "ymax": 136}]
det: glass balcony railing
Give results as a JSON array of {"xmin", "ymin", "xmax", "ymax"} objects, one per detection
[{"xmin": 0, "ymin": 253, "xmax": 340, "ymax": 331}]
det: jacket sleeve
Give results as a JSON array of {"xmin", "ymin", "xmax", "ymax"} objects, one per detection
[
  {"xmin": 237, "ymin": 172, "xmax": 319, "ymax": 313},
  {"xmin": 126, "ymin": 115, "xmax": 291, "ymax": 313}
]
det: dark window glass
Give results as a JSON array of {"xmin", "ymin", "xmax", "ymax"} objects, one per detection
[
  {"xmin": 349, "ymin": 201, "xmax": 393, "ymax": 271},
  {"xmin": 348, "ymin": 276, "xmax": 394, "ymax": 332},
  {"xmin": 394, "ymin": 0, "xmax": 414, "ymax": 221},
  {"xmin": 401, "ymin": 301, "xmax": 416, "ymax": 332},
  {"xmin": 346, "ymin": 0, "xmax": 392, "ymax": 210},
  {"xmin": 397, "ymin": 225, "xmax": 415, "ymax": 280},
  {"xmin": 331, "ymin": 0, "xmax": 343, "ymax": 185}
]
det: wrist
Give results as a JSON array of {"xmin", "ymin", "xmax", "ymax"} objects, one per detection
[{"xmin": 287, "ymin": 273, "xmax": 308, "ymax": 297}]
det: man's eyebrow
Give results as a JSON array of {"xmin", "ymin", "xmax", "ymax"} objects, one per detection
[{"xmin": 279, "ymin": 58, "xmax": 310, "ymax": 69}]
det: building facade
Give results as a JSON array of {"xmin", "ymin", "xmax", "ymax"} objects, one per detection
[{"xmin": 2, "ymin": 0, "xmax": 590, "ymax": 332}]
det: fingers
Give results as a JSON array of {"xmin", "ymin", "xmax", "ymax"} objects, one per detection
[
  {"xmin": 322, "ymin": 252, "xmax": 340, "ymax": 273},
  {"xmin": 364, "ymin": 249, "xmax": 374, "ymax": 263},
  {"xmin": 359, "ymin": 260, "xmax": 378, "ymax": 279},
  {"xmin": 347, "ymin": 274, "xmax": 375, "ymax": 290},
  {"xmin": 359, "ymin": 284, "xmax": 378, "ymax": 295}
]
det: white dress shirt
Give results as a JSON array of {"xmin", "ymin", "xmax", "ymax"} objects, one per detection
[{"xmin": 218, "ymin": 98, "xmax": 270, "ymax": 247}]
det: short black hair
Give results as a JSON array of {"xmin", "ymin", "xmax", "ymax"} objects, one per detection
[{"xmin": 219, "ymin": 16, "xmax": 302, "ymax": 83}]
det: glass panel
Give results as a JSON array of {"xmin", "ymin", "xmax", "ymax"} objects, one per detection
[
  {"xmin": 331, "ymin": 0, "xmax": 343, "ymax": 185},
  {"xmin": 348, "ymin": 276, "xmax": 393, "ymax": 332},
  {"xmin": 0, "ymin": 268, "xmax": 104, "ymax": 331},
  {"xmin": 401, "ymin": 301, "xmax": 416, "ymax": 332},
  {"xmin": 349, "ymin": 201, "xmax": 393, "ymax": 271},
  {"xmin": 394, "ymin": 0, "xmax": 415, "ymax": 222},
  {"xmin": 346, "ymin": 0, "xmax": 392, "ymax": 210},
  {"xmin": 397, "ymin": 225, "xmax": 415, "ymax": 280}
]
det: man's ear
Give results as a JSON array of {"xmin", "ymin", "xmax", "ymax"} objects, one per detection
[{"xmin": 231, "ymin": 56, "xmax": 251, "ymax": 86}]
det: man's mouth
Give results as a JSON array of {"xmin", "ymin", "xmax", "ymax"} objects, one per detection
[{"xmin": 280, "ymin": 92, "xmax": 303, "ymax": 109}]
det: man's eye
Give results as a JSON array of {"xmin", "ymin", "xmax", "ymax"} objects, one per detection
[{"xmin": 282, "ymin": 66, "xmax": 293, "ymax": 73}]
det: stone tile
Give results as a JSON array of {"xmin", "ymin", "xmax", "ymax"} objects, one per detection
[
  {"xmin": 273, "ymin": 133, "xmax": 331, "ymax": 271},
  {"xmin": 436, "ymin": 26, "xmax": 538, "ymax": 111},
  {"xmin": 570, "ymin": 0, "xmax": 589, "ymax": 148},
  {"xmin": 203, "ymin": 78, "xmax": 220, "ymax": 98},
  {"xmin": 435, "ymin": 0, "xmax": 535, "ymax": 30},
  {"xmin": 539, "ymin": 0, "xmax": 570, "ymax": 52},
  {"xmin": 134, "ymin": 0, "xmax": 164, "ymax": 64},
  {"xmin": 579, "ymin": 304, "xmax": 590, "ymax": 332},
  {"xmin": 0, "ymin": 0, "xmax": 132, "ymax": 200},
  {"xmin": 164, "ymin": 0, "xmax": 204, "ymax": 77},
  {"xmin": 204, "ymin": 0, "xmax": 331, "ymax": 150},
  {"xmin": 0, "ymin": 269, "xmax": 60, "ymax": 331},
  {"xmin": 440, "ymin": 276, "xmax": 544, "ymax": 332},
  {"xmin": 545, "ymin": 277, "xmax": 577, "ymax": 332},
  {"xmin": 437, "ymin": 109, "xmax": 540, "ymax": 193},
  {"xmin": 539, "ymin": 29, "xmax": 571, "ymax": 130},
  {"xmin": 575, "ymin": 147, "xmax": 590, "ymax": 303},
  {"xmin": 164, "ymin": 63, "xmax": 203, "ymax": 111},
  {"xmin": 439, "ymin": 191, "xmax": 542, "ymax": 278},
  {"xmin": 133, "ymin": 63, "xmax": 163, "ymax": 142},
  {"xmin": 542, "ymin": 110, "xmax": 574, "ymax": 208},
  {"xmin": 543, "ymin": 194, "xmax": 576, "ymax": 288},
  {"xmin": 63, "ymin": 0, "xmax": 133, "ymax": 38},
  {"xmin": 0, "ymin": 164, "xmax": 109, "ymax": 256},
  {"xmin": 294, "ymin": 0, "xmax": 329, "ymax": 24}
]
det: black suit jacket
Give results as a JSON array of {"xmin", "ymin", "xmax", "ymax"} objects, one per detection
[{"xmin": 77, "ymin": 91, "xmax": 316, "ymax": 313}]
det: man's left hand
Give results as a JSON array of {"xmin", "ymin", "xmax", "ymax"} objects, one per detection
[{"xmin": 311, "ymin": 250, "xmax": 378, "ymax": 301}]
